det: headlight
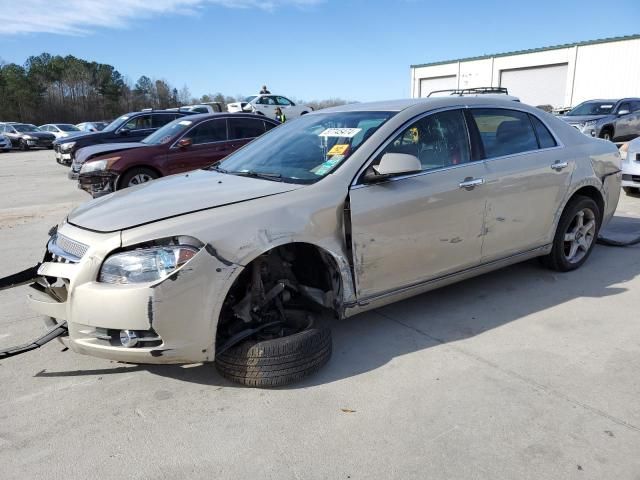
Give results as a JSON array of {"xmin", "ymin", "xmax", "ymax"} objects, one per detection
[
  {"xmin": 61, "ymin": 141, "xmax": 76, "ymax": 151},
  {"xmin": 79, "ymin": 156, "xmax": 120, "ymax": 174},
  {"xmin": 581, "ymin": 120, "xmax": 597, "ymax": 129},
  {"xmin": 99, "ymin": 245, "xmax": 199, "ymax": 284},
  {"xmin": 23, "ymin": 135, "xmax": 34, "ymax": 140}
]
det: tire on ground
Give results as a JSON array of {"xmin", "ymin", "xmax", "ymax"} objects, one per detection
[
  {"xmin": 541, "ymin": 195, "xmax": 601, "ymax": 272},
  {"xmin": 118, "ymin": 167, "xmax": 159, "ymax": 190},
  {"xmin": 215, "ymin": 326, "xmax": 332, "ymax": 387}
]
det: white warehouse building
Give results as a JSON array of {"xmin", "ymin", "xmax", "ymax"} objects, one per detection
[{"xmin": 410, "ymin": 34, "xmax": 640, "ymax": 109}]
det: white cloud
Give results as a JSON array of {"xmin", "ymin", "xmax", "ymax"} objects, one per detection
[{"xmin": 0, "ymin": 0, "xmax": 322, "ymax": 35}]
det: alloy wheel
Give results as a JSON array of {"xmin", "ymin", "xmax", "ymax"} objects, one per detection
[
  {"xmin": 128, "ymin": 173, "xmax": 153, "ymax": 186},
  {"xmin": 563, "ymin": 208, "xmax": 596, "ymax": 264}
]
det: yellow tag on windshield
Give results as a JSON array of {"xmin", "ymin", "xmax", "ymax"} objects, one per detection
[{"xmin": 328, "ymin": 144, "xmax": 349, "ymax": 156}]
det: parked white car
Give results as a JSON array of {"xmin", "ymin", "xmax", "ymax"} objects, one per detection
[
  {"xmin": 621, "ymin": 138, "xmax": 640, "ymax": 194},
  {"xmin": 227, "ymin": 94, "xmax": 312, "ymax": 120},
  {"xmin": 39, "ymin": 123, "xmax": 82, "ymax": 139},
  {"xmin": 76, "ymin": 122, "xmax": 109, "ymax": 132}
]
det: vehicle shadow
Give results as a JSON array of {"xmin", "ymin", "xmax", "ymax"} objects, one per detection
[{"xmin": 34, "ymin": 227, "xmax": 640, "ymax": 389}]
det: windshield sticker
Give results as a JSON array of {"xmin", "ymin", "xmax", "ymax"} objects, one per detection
[
  {"xmin": 328, "ymin": 144, "xmax": 350, "ymax": 156},
  {"xmin": 319, "ymin": 127, "xmax": 362, "ymax": 138},
  {"xmin": 313, "ymin": 156, "xmax": 343, "ymax": 176},
  {"xmin": 178, "ymin": 120, "xmax": 192, "ymax": 126}
]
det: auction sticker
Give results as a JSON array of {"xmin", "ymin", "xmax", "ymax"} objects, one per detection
[
  {"xmin": 328, "ymin": 144, "xmax": 349, "ymax": 156},
  {"xmin": 319, "ymin": 128, "xmax": 361, "ymax": 138}
]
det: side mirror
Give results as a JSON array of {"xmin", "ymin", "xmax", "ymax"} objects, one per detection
[
  {"xmin": 618, "ymin": 109, "xmax": 630, "ymax": 116},
  {"xmin": 242, "ymin": 104, "xmax": 254, "ymax": 112},
  {"xmin": 364, "ymin": 153, "xmax": 421, "ymax": 182},
  {"xmin": 118, "ymin": 128, "xmax": 130, "ymax": 136},
  {"xmin": 177, "ymin": 138, "xmax": 192, "ymax": 148}
]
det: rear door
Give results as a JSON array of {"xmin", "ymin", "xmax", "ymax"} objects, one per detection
[
  {"xmin": 349, "ymin": 109, "xmax": 487, "ymax": 299},
  {"xmin": 468, "ymin": 108, "xmax": 572, "ymax": 261},
  {"xmin": 615, "ymin": 102, "xmax": 634, "ymax": 141},
  {"xmin": 115, "ymin": 114, "xmax": 154, "ymax": 142},
  {"xmin": 165, "ymin": 118, "xmax": 228, "ymax": 174},
  {"xmin": 228, "ymin": 117, "xmax": 267, "ymax": 149}
]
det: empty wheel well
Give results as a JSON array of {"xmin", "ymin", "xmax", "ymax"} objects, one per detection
[
  {"xmin": 215, "ymin": 243, "xmax": 343, "ymax": 344},
  {"xmin": 569, "ymin": 186, "xmax": 605, "ymax": 223}
]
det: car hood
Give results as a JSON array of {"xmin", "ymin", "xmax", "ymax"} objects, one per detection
[
  {"xmin": 68, "ymin": 169, "xmax": 304, "ymax": 232},
  {"xmin": 75, "ymin": 142, "xmax": 146, "ymax": 163},
  {"xmin": 560, "ymin": 114, "xmax": 609, "ymax": 123},
  {"xmin": 54, "ymin": 131, "xmax": 103, "ymax": 145},
  {"xmin": 22, "ymin": 131, "xmax": 55, "ymax": 139}
]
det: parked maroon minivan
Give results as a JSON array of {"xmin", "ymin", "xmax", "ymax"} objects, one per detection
[{"xmin": 77, "ymin": 113, "xmax": 279, "ymax": 197}]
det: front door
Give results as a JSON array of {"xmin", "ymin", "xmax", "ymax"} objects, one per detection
[
  {"xmin": 467, "ymin": 108, "xmax": 573, "ymax": 261},
  {"xmin": 165, "ymin": 118, "xmax": 229, "ymax": 174},
  {"xmin": 349, "ymin": 109, "xmax": 487, "ymax": 299}
]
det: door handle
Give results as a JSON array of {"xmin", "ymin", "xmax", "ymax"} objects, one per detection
[
  {"xmin": 551, "ymin": 161, "xmax": 568, "ymax": 171},
  {"xmin": 459, "ymin": 177, "xmax": 484, "ymax": 189}
]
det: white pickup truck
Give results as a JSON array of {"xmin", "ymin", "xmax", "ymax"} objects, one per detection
[{"xmin": 227, "ymin": 94, "xmax": 312, "ymax": 120}]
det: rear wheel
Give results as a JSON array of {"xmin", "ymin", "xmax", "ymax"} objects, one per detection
[
  {"xmin": 541, "ymin": 196, "xmax": 601, "ymax": 272},
  {"xmin": 118, "ymin": 167, "xmax": 159, "ymax": 189}
]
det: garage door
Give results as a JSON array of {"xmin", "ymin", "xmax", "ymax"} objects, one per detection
[
  {"xmin": 499, "ymin": 64, "xmax": 568, "ymax": 107},
  {"xmin": 419, "ymin": 75, "xmax": 457, "ymax": 98}
]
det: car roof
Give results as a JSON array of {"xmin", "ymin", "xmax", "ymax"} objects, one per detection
[
  {"xmin": 320, "ymin": 97, "xmax": 529, "ymax": 114},
  {"xmin": 177, "ymin": 112, "xmax": 280, "ymax": 122}
]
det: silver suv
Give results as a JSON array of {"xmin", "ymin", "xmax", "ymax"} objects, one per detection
[
  {"xmin": 8, "ymin": 97, "xmax": 622, "ymax": 386},
  {"xmin": 560, "ymin": 98, "xmax": 640, "ymax": 141}
]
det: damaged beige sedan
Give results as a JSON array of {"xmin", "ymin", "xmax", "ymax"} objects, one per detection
[{"xmin": 0, "ymin": 98, "xmax": 621, "ymax": 386}]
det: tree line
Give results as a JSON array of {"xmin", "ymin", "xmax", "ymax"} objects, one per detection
[{"xmin": 0, "ymin": 53, "xmax": 350, "ymax": 125}]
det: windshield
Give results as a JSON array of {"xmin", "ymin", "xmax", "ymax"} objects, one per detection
[
  {"xmin": 244, "ymin": 96, "xmax": 257, "ymax": 103},
  {"xmin": 567, "ymin": 102, "xmax": 615, "ymax": 116},
  {"xmin": 215, "ymin": 111, "xmax": 395, "ymax": 184},
  {"xmin": 102, "ymin": 115, "xmax": 130, "ymax": 132},
  {"xmin": 142, "ymin": 118, "xmax": 195, "ymax": 145},
  {"xmin": 13, "ymin": 124, "xmax": 40, "ymax": 132},
  {"xmin": 57, "ymin": 124, "xmax": 80, "ymax": 132}
]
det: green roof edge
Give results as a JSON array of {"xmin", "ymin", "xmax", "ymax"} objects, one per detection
[{"xmin": 410, "ymin": 34, "xmax": 640, "ymax": 69}]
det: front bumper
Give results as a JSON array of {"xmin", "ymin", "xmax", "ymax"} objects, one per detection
[
  {"xmin": 78, "ymin": 171, "xmax": 118, "ymax": 197},
  {"xmin": 622, "ymin": 149, "xmax": 640, "ymax": 188},
  {"xmin": 566, "ymin": 122, "xmax": 598, "ymax": 137},
  {"xmin": 22, "ymin": 223, "xmax": 236, "ymax": 364},
  {"xmin": 54, "ymin": 144, "xmax": 74, "ymax": 165}
]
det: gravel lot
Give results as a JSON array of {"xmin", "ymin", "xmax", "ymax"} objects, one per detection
[{"xmin": 1, "ymin": 149, "xmax": 640, "ymax": 480}]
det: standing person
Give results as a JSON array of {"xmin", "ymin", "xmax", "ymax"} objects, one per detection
[
  {"xmin": 274, "ymin": 107, "xmax": 286, "ymax": 123},
  {"xmin": 260, "ymin": 85, "xmax": 271, "ymax": 94}
]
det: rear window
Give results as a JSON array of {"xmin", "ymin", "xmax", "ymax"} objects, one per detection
[{"xmin": 470, "ymin": 109, "xmax": 538, "ymax": 158}]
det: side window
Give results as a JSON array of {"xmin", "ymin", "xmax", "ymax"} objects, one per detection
[
  {"xmin": 529, "ymin": 115, "xmax": 557, "ymax": 149},
  {"xmin": 470, "ymin": 109, "xmax": 538, "ymax": 158},
  {"xmin": 187, "ymin": 119, "xmax": 227, "ymax": 145},
  {"xmin": 0, "ymin": 125, "xmax": 5, "ymax": 133},
  {"xmin": 377, "ymin": 109, "xmax": 470, "ymax": 171},
  {"xmin": 228, "ymin": 118, "xmax": 266, "ymax": 139},
  {"xmin": 152, "ymin": 114, "xmax": 177, "ymax": 128},
  {"xmin": 617, "ymin": 102, "xmax": 631, "ymax": 114},
  {"xmin": 257, "ymin": 96, "xmax": 276, "ymax": 105},
  {"xmin": 276, "ymin": 96, "xmax": 292, "ymax": 106},
  {"xmin": 631, "ymin": 101, "xmax": 640, "ymax": 112},
  {"xmin": 123, "ymin": 115, "xmax": 152, "ymax": 131},
  {"xmin": 264, "ymin": 121, "xmax": 277, "ymax": 131}
]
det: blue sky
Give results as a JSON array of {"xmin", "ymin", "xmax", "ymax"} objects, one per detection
[{"xmin": 1, "ymin": 0, "xmax": 639, "ymax": 102}]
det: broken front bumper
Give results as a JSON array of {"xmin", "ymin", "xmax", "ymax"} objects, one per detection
[
  {"xmin": 77, "ymin": 172, "xmax": 117, "ymax": 198},
  {"xmin": 4, "ymin": 223, "xmax": 236, "ymax": 364}
]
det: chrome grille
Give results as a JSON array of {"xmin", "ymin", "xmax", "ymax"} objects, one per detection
[{"xmin": 48, "ymin": 234, "xmax": 89, "ymax": 263}]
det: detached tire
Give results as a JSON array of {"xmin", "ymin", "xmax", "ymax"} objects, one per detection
[{"xmin": 215, "ymin": 326, "xmax": 332, "ymax": 387}]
